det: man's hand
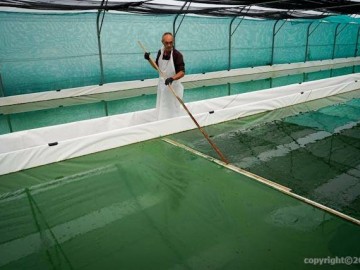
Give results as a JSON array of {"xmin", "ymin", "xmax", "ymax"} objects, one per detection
[
  {"xmin": 144, "ymin": 52, "xmax": 150, "ymax": 60},
  {"xmin": 165, "ymin": 77, "xmax": 174, "ymax": 85}
]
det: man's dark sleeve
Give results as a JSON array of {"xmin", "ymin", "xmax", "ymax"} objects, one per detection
[{"xmin": 173, "ymin": 50, "xmax": 185, "ymax": 74}]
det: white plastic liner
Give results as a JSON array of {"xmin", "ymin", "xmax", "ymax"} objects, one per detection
[
  {"xmin": 1, "ymin": 57, "xmax": 359, "ymax": 107},
  {"xmin": 1, "ymin": 72, "xmax": 360, "ymax": 175}
]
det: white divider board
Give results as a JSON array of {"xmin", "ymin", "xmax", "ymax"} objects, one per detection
[
  {"xmin": 1, "ymin": 57, "xmax": 360, "ymax": 107},
  {"xmin": 1, "ymin": 73, "xmax": 360, "ymax": 175}
]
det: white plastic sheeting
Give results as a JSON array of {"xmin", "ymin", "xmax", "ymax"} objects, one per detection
[
  {"xmin": 1, "ymin": 57, "xmax": 359, "ymax": 107},
  {"xmin": 1, "ymin": 72, "xmax": 360, "ymax": 175}
]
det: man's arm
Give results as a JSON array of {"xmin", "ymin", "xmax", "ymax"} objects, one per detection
[
  {"xmin": 171, "ymin": 50, "xmax": 185, "ymax": 81},
  {"xmin": 171, "ymin": 70, "xmax": 184, "ymax": 81}
]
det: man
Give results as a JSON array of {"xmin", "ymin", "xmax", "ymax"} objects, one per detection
[{"xmin": 144, "ymin": 32, "xmax": 185, "ymax": 120}]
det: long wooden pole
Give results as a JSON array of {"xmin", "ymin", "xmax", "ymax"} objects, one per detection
[
  {"xmin": 163, "ymin": 138, "xmax": 360, "ymax": 226},
  {"xmin": 138, "ymin": 41, "xmax": 229, "ymax": 164}
]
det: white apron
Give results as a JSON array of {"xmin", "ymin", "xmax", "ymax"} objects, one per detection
[{"xmin": 157, "ymin": 46, "xmax": 184, "ymax": 120}]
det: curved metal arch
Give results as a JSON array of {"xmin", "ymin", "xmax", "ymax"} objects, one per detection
[
  {"xmin": 332, "ymin": 23, "xmax": 341, "ymax": 60},
  {"xmin": 352, "ymin": 26, "xmax": 360, "ymax": 73},
  {"xmin": 172, "ymin": 1, "xmax": 191, "ymax": 48},
  {"xmin": 96, "ymin": 0, "xmax": 109, "ymax": 86},
  {"xmin": 270, "ymin": 9, "xmax": 297, "ymax": 66},
  {"xmin": 270, "ymin": 19, "xmax": 281, "ymax": 66},
  {"xmin": 354, "ymin": 25, "xmax": 360, "ymax": 57},
  {"xmin": 304, "ymin": 20, "xmax": 323, "ymax": 62},
  {"xmin": 228, "ymin": 6, "xmax": 249, "ymax": 70}
]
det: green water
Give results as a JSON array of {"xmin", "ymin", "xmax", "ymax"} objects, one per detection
[
  {"xmin": 0, "ymin": 139, "xmax": 359, "ymax": 269},
  {"xmin": 170, "ymin": 92, "xmax": 360, "ymax": 221}
]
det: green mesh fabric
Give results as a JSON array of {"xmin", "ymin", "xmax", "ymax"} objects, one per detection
[
  {"xmin": 184, "ymin": 84, "xmax": 229, "ymax": 102},
  {"xmin": 1, "ymin": 11, "xmax": 360, "ymax": 96},
  {"xmin": 229, "ymin": 79, "xmax": 271, "ymax": 95},
  {"xmin": 231, "ymin": 19, "xmax": 275, "ymax": 68},
  {"xmin": 8, "ymin": 102, "xmax": 106, "ymax": 132},
  {"xmin": 271, "ymin": 74, "xmax": 303, "ymax": 88},
  {"xmin": 106, "ymin": 94, "xmax": 156, "ymax": 115},
  {"xmin": 307, "ymin": 22, "xmax": 337, "ymax": 61},
  {"xmin": 273, "ymin": 21, "xmax": 308, "ymax": 64},
  {"xmin": 0, "ymin": 114, "xmax": 11, "ymax": 135},
  {"xmin": 0, "ymin": 12, "xmax": 100, "ymax": 96}
]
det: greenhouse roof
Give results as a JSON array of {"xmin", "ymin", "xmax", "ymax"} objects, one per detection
[{"xmin": 1, "ymin": 0, "xmax": 360, "ymax": 19}]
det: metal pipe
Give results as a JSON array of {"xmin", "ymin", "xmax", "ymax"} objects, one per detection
[
  {"xmin": 270, "ymin": 19, "xmax": 280, "ymax": 65},
  {"xmin": 305, "ymin": 20, "xmax": 318, "ymax": 62},
  {"xmin": 228, "ymin": 16, "xmax": 237, "ymax": 71},
  {"xmin": 354, "ymin": 26, "xmax": 360, "ymax": 57},
  {"xmin": 103, "ymin": 100, "xmax": 109, "ymax": 116},
  {"xmin": 270, "ymin": 9, "xmax": 297, "ymax": 65},
  {"xmin": 228, "ymin": 6, "xmax": 248, "ymax": 70},
  {"xmin": 330, "ymin": 23, "xmax": 340, "ymax": 77},
  {"xmin": 173, "ymin": 1, "xmax": 190, "ymax": 47},
  {"xmin": 96, "ymin": 0, "xmax": 107, "ymax": 86},
  {"xmin": 353, "ymin": 26, "xmax": 360, "ymax": 73},
  {"xmin": 0, "ymin": 71, "xmax": 4, "ymax": 97},
  {"xmin": 332, "ymin": 23, "xmax": 341, "ymax": 60},
  {"xmin": 309, "ymin": 20, "xmax": 322, "ymax": 37},
  {"xmin": 336, "ymin": 23, "xmax": 350, "ymax": 36},
  {"xmin": 304, "ymin": 18, "xmax": 321, "ymax": 90},
  {"xmin": 6, "ymin": 115, "xmax": 12, "ymax": 133}
]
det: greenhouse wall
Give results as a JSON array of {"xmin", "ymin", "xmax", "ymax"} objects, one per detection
[{"xmin": 0, "ymin": 11, "xmax": 359, "ymax": 96}]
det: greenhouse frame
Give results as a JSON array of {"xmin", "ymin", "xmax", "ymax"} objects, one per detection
[{"xmin": 0, "ymin": 1, "xmax": 360, "ymax": 269}]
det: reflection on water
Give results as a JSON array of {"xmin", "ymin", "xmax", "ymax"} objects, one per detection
[{"xmin": 180, "ymin": 97, "xmax": 360, "ymax": 220}]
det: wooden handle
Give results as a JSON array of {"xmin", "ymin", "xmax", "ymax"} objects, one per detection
[{"xmin": 138, "ymin": 41, "xmax": 229, "ymax": 164}]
